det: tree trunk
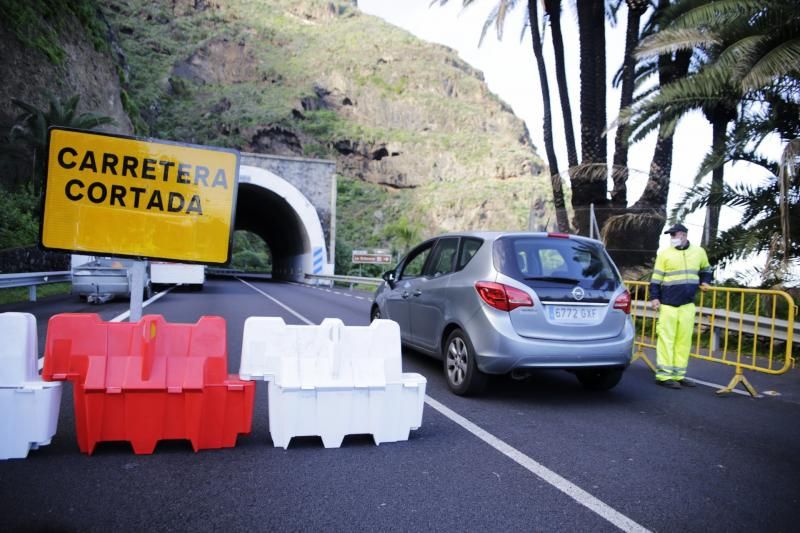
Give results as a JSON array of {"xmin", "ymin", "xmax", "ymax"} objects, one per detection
[
  {"xmin": 573, "ymin": 0, "xmax": 608, "ymax": 235},
  {"xmin": 527, "ymin": 0, "xmax": 569, "ymax": 232},
  {"xmin": 610, "ymin": 2, "xmax": 645, "ymax": 207},
  {"xmin": 544, "ymin": 0, "xmax": 578, "ymax": 170},
  {"xmin": 702, "ymin": 107, "xmax": 733, "ymax": 250},
  {"xmin": 603, "ymin": 47, "xmax": 692, "ymax": 268}
]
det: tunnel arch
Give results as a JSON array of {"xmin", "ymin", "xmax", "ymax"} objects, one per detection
[{"xmin": 236, "ymin": 165, "xmax": 331, "ymax": 281}]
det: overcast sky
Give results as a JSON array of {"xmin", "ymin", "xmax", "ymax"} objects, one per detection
[{"xmin": 358, "ymin": 0, "xmax": 779, "ymax": 270}]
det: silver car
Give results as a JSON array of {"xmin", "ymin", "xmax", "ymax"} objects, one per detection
[{"xmin": 371, "ymin": 232, "xmax": 634, "ymax": 395}]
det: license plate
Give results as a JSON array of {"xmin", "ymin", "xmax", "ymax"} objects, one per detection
[{"xmin": 548, "ymin": 306, "xmax": 600, "ymax": 323}]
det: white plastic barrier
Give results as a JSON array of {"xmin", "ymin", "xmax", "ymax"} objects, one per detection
[
  {"xmin": 0, "ymin": 312, "xmax": 62, "ymax": 460},
  {"xmin": 240, "ymin": 318, "xmax": 426, "ymax": 448}
]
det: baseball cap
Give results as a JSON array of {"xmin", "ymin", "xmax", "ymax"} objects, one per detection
[{"xmin": 663, "ymin": 223, "xmax": 689, "ymax": 234}]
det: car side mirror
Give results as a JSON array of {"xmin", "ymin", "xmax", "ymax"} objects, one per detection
[{"xmin": 382, "ymin": 270, "xmax": 396, "ymax": 288}]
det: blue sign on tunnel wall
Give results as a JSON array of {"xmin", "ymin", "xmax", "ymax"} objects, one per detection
[{"xmin": 313, "ymin": 247, "xmax": 323, "ymax": 274}]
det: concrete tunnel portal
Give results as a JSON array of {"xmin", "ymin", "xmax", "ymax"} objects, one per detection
[{"xmin": 235, "ymin": 165, "xmax": 332, "ymax": 281}]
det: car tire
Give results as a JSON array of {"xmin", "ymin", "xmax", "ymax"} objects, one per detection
[
  {"xmin": 144, "ymin": 284, "xmax": 153, "ymax": 300},
  {"xmin": 444, "ymin": 329, "xmax": 488, "ymax": 396},
  {"xmin": 370, "ymin": 306, "xmax": 381, "ymax": 322},
  {"xmin": 575, "ymin": 367, "xmax": 624, "ymax": 391}
]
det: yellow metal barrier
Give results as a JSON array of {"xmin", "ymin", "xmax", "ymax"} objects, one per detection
[{"xmin": 625, "ymin": 281, "xmax": 797, "ymax": 397}]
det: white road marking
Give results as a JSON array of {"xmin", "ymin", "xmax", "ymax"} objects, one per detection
[
  {"xmin": 425, "ymin": 396, "xmax": 651, "ymax": 533},
  {"xmin": 237, "ymin": 278, "xmax": 313, "ymax": 325},
  {"xmin": 37, "ymin": 286, "xmax": 175, "ymax": 371},
  {"xmin": 234, "ymin": 281, "xmax": 650, "ymax": 532},
  {"xmin": 108, "ymin": 285, "xmax": 175, "ymax": 323},
  {"xmin": 284, "ymin": 280, "xmax": 369, "ymax": 301}
]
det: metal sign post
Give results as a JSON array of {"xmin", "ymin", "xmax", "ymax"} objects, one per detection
[{"xmin": 129, "ymin": 260, "xmax": 145, "ymax": 322}]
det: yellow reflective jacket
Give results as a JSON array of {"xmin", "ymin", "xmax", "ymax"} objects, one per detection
[{"xmin": 650, "ymin": 243, "xmax": 712, "ymax": 306}]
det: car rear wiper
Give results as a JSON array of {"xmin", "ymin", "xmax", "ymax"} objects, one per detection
[{"xmin": 524, "ymin": 276, "xmax": 580, "ymax": 284}]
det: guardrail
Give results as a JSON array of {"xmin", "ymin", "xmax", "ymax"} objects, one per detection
[
  {"xmin": 305, "ymin": 273, "xmax": 383, "ymax": 287},
  {"xmin": 626, "ymin": 281, "xmax": 797, "ymax": 396},
  {"xmin": 205, "ymin": 267, "xmax": 241, "ymax": 276},
  {"xmin": 206, "ymin": 268, "xmax": 273, "ymax": 279},
  {"xmin": 0, "ymin": 271, "xmax": 72, "ymax": 302}
]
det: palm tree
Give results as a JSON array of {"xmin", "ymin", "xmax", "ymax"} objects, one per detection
[
  {"xmin": 526, "ymin": 0, "xmax": 569, "ymax": 231},
  {"xmin": 610, "ymin": 0, "xmax": 649, "ymax": 207},
  {"xmin": 383, "ymin": 216, "xmax": 422, "ymax": 256},
  {"xmin": 543, "ymin": 0, "xmax": 578, "ymax": 173},
  {"xmin": 572, "ymin": 0, "xmax": 609, "ymax": 235},
  {"xmin": 440, "ymin": 0, "xmax": 725, "ymax": 269},
  {"xmin": 7, "ymin": 94, "xmax": 114, "ymax": 196},
  {"xmin": 630, "ymin": 0, "xmax": 800, "ymax": 250},
  {"xmin": 670, "ymin": 138, "xmax": 799, "ymax": 285},
  {"xmin": 604, "ymin": 47, "xmax": 694, "ymax": 266}
]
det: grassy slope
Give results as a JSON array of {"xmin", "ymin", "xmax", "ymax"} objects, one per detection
[{"xmin": 102, "ymin": 0, "xmax": 548, "ymax": 257}]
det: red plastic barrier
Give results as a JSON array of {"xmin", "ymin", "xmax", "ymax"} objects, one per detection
[{"xmin": 42, "ymin": 314, "xmax": 254, "ymax": 455}]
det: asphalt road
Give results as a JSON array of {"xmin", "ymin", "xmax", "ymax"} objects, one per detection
[{"xmin": 1, "ymin": 278, "xmax": 799, "ymax": 532}]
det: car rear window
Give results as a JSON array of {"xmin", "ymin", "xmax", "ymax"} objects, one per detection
[{"xmin": 493, "ymin": 236, "xmax": 620, "ymax": 291}]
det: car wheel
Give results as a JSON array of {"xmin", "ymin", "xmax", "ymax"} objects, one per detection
[
  {"xmin": 144, "ymin": 284, "xmax": 153, "ymax": 300},
  {"xmin": 575, "ymin": 368, "xmax": 624, "ymax": 391},
  {"xmin": 444, "ymin": 329, "xmax": 488, "ymax": 396},
  {"xmin": 370, "ymin": 306, "xmax": 381, "ymax": 322}
]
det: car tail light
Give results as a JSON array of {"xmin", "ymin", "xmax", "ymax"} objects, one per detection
[
  {"xmin": 613, "ymin": 290, "xmax": 631, "ymax": 314},
  {"xmin": 475, "ymin": 281, "xmax": 533, "ymax": 312},
  {"xmin": 547, "ymin": 232, "xmax": 570, "ymax": 238}
]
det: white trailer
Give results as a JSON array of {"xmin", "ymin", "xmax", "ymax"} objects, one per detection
[{"xmin": 150, "ymin": 262, "xmax": 205, "ymax": 290}]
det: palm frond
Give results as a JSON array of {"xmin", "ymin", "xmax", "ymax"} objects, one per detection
[
  {"xmin": 636, "ymin": 28, "xmax": 717, "ymax": 59},
  {"xmin": 74, "ymin": 113, "xmax": 115, "ymax": 129},
  {"xmin": 669, "ymin": 0, "xmax": 764, "ymax": 31},
  {"xmin": 631, "ymin": 61, "xmax": 659, "ymax": 90},
  {"xmin": 692, "ymin": 147, "xmax": 727, "ymax": 184},
  {"xmin": 628, "ymin": 112, "xmax": 664, "ymax": 143},
  {"xmin": 728, "ymin": 149, "xmax": 779, "ymax": 177},
  {"xmin": 715, "ymin": 34, "xmax": 768, "ymax": 80},
  {"xmin": 494, "ymin": 0, "xmax": 518, "ymax": 41},
  {"xmin": 477, "ymin": 4, "xmax": 500, "ymax": 46},
  {"xmin": 742, "ymin": 38, "xmax": 800, "ymax": 91},
  {"xmin": 671, "ymin": 180, "xmax": 767, "ymax": 221},
  {"xmin": 632, "ymin": 83, "xmax": 658, "ymax": 103},
  {"xmin": 475, "ymin": 0, "xmax": 523, "ymax": 45},
  {"xmin": 11, "ymin": 99, "xmax": 41, "ymax": 119}
]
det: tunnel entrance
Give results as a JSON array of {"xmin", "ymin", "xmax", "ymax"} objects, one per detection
[
  {"xmin": 235, "ymin": 165, "xmax": 330, "ymax": 281},
  {"xmin": 230, "ymin": 230, "xmax": 272, "ymax": 273}
]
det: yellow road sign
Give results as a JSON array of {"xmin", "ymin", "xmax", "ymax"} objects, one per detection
[{"xmin": 42, "ymin": 128, "xmax": 239, "ymax": 264}]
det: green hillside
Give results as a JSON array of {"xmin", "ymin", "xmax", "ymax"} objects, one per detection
[{"xmin": 1, "ymin": 0, "xmax": 550, "ymax": 267}]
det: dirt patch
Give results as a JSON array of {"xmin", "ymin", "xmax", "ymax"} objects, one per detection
[{"xmin": 171, "ymin": 36, "xmax": 263, "ymax": 85}]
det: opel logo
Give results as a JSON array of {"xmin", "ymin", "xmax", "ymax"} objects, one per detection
[{"xmin": 572, "ymin": 286, "xmax": 585, "ymax": 301}]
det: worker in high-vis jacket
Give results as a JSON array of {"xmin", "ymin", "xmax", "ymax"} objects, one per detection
[{"xmin": 649, "ymin": 223, "xmax": 713, "ymax": 389}]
